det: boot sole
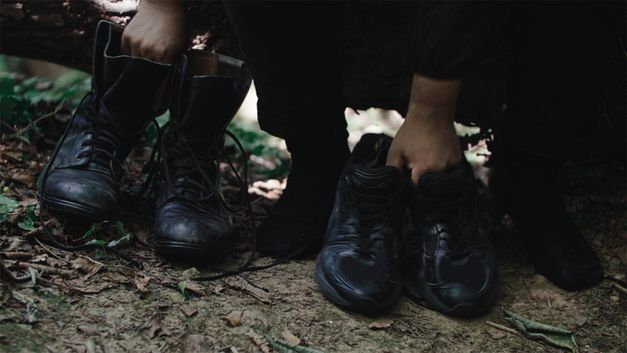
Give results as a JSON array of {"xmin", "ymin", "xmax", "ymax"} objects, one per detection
[
  {"xmin": 153, "ymin": 239, "xmax": 229, "ymax": 262},
  {"xmin": 38, "ymin": 193, "xmax": 113, "ymax": 221},
  {"xmin": 314, "ymin": 259, "xmax": 401, "ymax": 315}
]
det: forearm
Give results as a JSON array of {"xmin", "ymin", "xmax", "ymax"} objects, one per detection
[{"xmin": 405, "ymin": 73, "xmax": 460, "ymax": 124}]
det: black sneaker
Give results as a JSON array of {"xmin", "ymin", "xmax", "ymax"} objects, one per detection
[
  {"xmin": 404, "ymin": 161, "xmax": 498, "ymax": 317},
  {"xmin": 152, "ymin": 52, "xmax": 251, "ymax": 261},
  {"xmin": 490, "ymin": 150, "xmax": 603, "ymax": 291},
  {"xmin": 315, "ymin": 134, "xmax": 405, "ymax": 315},
  {"xmin": 37, "ymin": 21, "xmax": 171, "ymax": 220}
]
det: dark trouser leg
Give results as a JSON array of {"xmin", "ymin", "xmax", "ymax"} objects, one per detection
[
  {"xmin": 501, "ymin": 2, "xmax": 617, "ymax": 160},
  {"xmin": 491, "ymin": 2, "xmax": 620, "ymax": 290},
  {"xmin": 224, "ymin": 1, "xmax": 349, "ymax": 257}
]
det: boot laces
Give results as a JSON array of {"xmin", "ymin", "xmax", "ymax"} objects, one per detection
[{"xmin": 78, "ymin": 92, "xmax": 131, "ymax": 176}]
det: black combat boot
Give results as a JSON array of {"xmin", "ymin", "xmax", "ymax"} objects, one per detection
[
  {"xmin": 315, "ymin": 134, "xmax": 405, "ymax": 315},
  {"xmin": 403, "ymin": 161, "xmax": 498, "ymax": 317},
  {"xmin": 38, "ymin": 21, "xmax": 172, "ymax": 220},
  {"xmin": 490, "ymin": 149, "xmax": 603, "ymax": 291},
  {"xmin": 152, "ymin": 51, "xmax": 252, "ymax": 261}
]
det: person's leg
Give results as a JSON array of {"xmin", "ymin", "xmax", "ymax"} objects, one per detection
[
  {"xmin": 490, "ymin": 1, "xmax": 620, "ymax": 291},
  {"xmin": 224, "ymin": 1, "xmax": 349, "ymax": 257}
]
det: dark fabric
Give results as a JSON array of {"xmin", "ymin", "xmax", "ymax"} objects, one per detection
[
  {"xmin": 224, "ymin": 1, "xmax": 620, "ymax": 160},
  {"xmin": 412, "ymin": 0, "xmax": 498, "ymax": 79},
  {"xmin": 499, "ymin": 2, "xmax": 620, "ymax": 160},
  {"xmin": 223, "ymin": 1, "xmax": 346, "ymax": 142}
]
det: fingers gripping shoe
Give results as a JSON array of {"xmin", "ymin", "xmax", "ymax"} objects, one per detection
[
  {"xmin": 315, "ymin": 134, "xmax": 405, "ymax": 315},
  {"xmin": 37, "ymin": 21, "xmax": 172, "ymax": 220},
  {"xmin": 152, "ymin": 52, "xmax": 252, "ymax": 261},
  {"xmin": 404, "ymin": 162, "xmax": 498, "ymax": 317}
]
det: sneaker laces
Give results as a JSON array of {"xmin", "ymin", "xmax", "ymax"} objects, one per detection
[
  {"xmin": 336, "ymin": 171, "xmax": 397, "ymax": 257},
  {"xmin": 414, "ymin": 186, "xmax": 488, "ymax": 257}
]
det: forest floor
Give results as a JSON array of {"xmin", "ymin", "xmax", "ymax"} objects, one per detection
[{"xmin": 0, "ymin": 101, "xmax": 626, "ymax": 353}]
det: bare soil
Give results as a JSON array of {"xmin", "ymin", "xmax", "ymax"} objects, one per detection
[{"xmin": 0, "ymin": 136, "xmax": 625, "ymax": 353}]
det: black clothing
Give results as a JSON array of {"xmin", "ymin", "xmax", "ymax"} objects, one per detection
[{"xmin": 225, "ymin": 1, "xmax": 619, "ymax": 160}]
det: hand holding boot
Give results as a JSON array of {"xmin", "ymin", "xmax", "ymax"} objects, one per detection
[{"xmin": 122, "ymin": 0, "xmax": 186, "ymax": 63}]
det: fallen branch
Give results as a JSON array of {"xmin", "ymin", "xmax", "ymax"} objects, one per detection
[{"xmin": 614, "ymin": 282, "xmax": 627, "ymax": 296}]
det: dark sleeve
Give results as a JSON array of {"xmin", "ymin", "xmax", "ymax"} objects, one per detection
[{"xmin": 412, "ymin": 1, "xmax": 497, "ymax": 79}]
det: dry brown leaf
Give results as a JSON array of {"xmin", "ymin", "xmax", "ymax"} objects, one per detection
[
  {"xmin": 78, "ymin": 325, "xmax": 98, "ymax": 335},
  {"xmin": 72, "ymin": 256, "xmax": 103, "ymax": 279},
  {"xmin": 486, "ymin": 327, "xmax": 506, "ymax": 339},
  {"xmin": 9, "ymin": 173, "xmax": 35, "ymax": 185},
  {"xmin": 184, "ymin": 281, "xmax": 207, "ymax": 297},
  {"xmin": 221, "ymin": 311, "xmax": 243, "ymax": 327},
  {"xmin": 368, "ymin": 319, "xmax": 393, "ymax": 330},
  {"xmin": 66, "ymin": 278, "xmax": 116, "ymax": 294},
  {"xmin": 133, "ymin": 275, "xmax": 151, "ymax": 293},
  {"xmin": 144, "ymin": 316, "xmax": 171, "ymax": 339},
  {"xmin": 281, "ymin": 328, "xmax": 301, "ymax": 346},
  {"xmin": 180, "ymin": 305, "xmax": 198, "ymax": 317},
  {"xmin": 247, "ymin": 330, "xmax": 272, "ymax": 353}
]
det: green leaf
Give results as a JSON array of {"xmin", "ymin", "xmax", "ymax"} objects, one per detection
[
  {"xmin": 504, "ymin": 310, "xmax": 579, "ymax": 353},
  {"xmin": 94, "ymin": 248, "xmax": 105, "ymax": 260},
  {"xmin": 17, "ymin": 217, "xmax": 35, "ymax": 231},
  {"xmin": 0, "ymin": 195, "xmax": 19, "ymax": 222},
  {"xmin": 82, "ymin": 222, "xmax": 103, "ymax": 239},
  {"xmin": 85, "ymin": 239, "xmax": 106, "ymax": 247},
  {"xmin": 177, "ymin": 281, "xmax": 191, "ymax": 300},
  {"xmin": 28, "ymin": 267, "xmax": 38, "ymax": 285}
]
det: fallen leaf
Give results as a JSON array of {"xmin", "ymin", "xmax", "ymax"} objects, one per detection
[
  {"xmin": 72, "ymin": 256, "xmax": 103, "ymax": 279},
  {"xmin": 368, "ymin": 319, "xmax": 393, "ymax": 330},
  {"xmin": 247, "ymin": 330, "xmax": 272, "ymax": 353},
  {"xmin": 281, "ymin": 328, "xmax": 301, "ymax": 346},
  {"xmin": 221, "ymin": 311, "xmax": 243, "ymax": 327},
  {"xmin": 486, "ymin": 327, "xmax": 506, "ymax": 339},
  {"xmin": 144, "ymin": 316, "xmax": 171, "ymax": 339},
  {"xmin": 9, "ymin": 173, "xmax": 35, "ymax": 185},
  {"xmin": 133, "ymin": 275, "xmax": 151, "ymax": 293},
  {"xmin": 181, "ymin": 305, "xmax": 198, "ymax": 317}
]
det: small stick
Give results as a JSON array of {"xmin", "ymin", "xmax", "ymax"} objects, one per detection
[
  {"xmin": 10, "ymin": 261, "xmax": 74, "ymax": 277},
  {"xmin": 0, "ymin": 251, "xmax": 32, "ymax": 260},
  {"xmin": 486, "ymin": 321, "xmax": 519, "ymax": 335},
  {"xmin": 614, "ymin": 282, "xmax": 627, "ymax": 296}
]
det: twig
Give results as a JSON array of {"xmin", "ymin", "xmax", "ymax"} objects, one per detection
[
  {"xmin": 34, "ymin": 237, "xmax": 71, "ymax": 263},
  {"xmin": 614, "ymin": 282, "xmax": 627, "ymax": 296},
  {"xmin": 486, "ymin": 321, "xmax": 518, "ymax": 335},
  {"xmin": 9, "ymin": 100, "xmax": 65, "ymax": 138},
  {"xmin": 0, "ymin": 251, "xmax": 32, "ymax": 260},
  {"xmin": 9, "ymin": 261, "xmax": 74, "ymax": 277},
  {"xmin": 0, "ymin": 259, "xmax": 31, "ymax": 283}
]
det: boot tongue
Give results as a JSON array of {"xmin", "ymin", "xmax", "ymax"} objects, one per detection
[
  {"xmin": 178, "ymin": 76, "xmax": 237, "ymax": 144},
  {"xmin": 99, "ymin": 57, "xmax": 172, "ymax": 134},
  {"xmin": 416, "ymin": 162, "xmax": 472, "ymax": 200}
]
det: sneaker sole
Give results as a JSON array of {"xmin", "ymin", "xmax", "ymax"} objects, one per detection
[
  {"xmin": 38, "ymin": 193, "xmax": 114, "ymax": 221},
  {"xmin": 314, "ymin": 259, "xmax": 401, "ymax": 315},
  {"xmin": 410, "ymin": 272, "xmax": 498, "ymax": 317}
]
